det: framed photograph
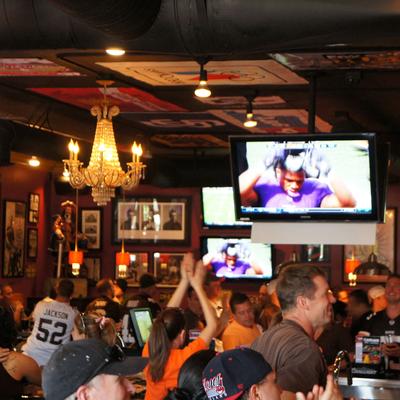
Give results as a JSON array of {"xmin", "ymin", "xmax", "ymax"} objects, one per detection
[
  {"xmin": 2, "ymin": 200, "xmax": 26, "ymax": 277},
  {"xmin": 28, "ymin": 193, "xmax": 40, "ymax": 224},
  {"xmin": 116, "ymin": 252, "xmax": 149, "ymax": 286},
  {"xmin": 153, "ymin": 252, "xmax": 185, "ymax": 287},
  {"xmin": 344, "ymin": 208, "xmax": 396, "ymax": 283},
  {"xmin": 113, "ymin": 197, "xmax": 191, "ymax": 245},
  {"xmin": 300, "ymin": 244, "xmax": 330, "ymax": 263},
  {"xmin": 27, "ymin": 228, "xmax": 38, "ymax": 259},
  {"xmin": 80, "ymin": 208, "xmax": 102, "ymax": 250},
  {"xmin": 82, "ymin": 256, "xmax": 101, "ymax": 283}
]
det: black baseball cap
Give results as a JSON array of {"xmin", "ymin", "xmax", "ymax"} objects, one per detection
[
  {"xmin": 42, "ymin": 339, "xmax": 147, "ymax": 400},
  {"xmin": 139, "ymin": 273, "xmax": 157, "ymax": 288},
  {"xmin": 202, "ymin": 348, "xmax": 273, "ymax": 400}
]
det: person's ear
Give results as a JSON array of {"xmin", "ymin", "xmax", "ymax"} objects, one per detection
[
  {"xmin": 296, "ymin": 295, "xmax": 309, "ymax": 311},
  {"xmin": 76, "ymin": 385, "xmax": 90, "ymax": 400},
  {"xmin": 248, "ymin": 384, "xmax": 260, "ymax": 399}
]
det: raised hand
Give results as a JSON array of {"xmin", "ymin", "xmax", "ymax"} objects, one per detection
[
  {"xmin": 180, "ymin": 252, "xmax": 194, "ymax": 283},
  {"xmin": 189, "ymin": 260, "xmax": 207, "ymax": 289}
]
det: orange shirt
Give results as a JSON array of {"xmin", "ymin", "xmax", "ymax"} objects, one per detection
[
  {"xmin": 142, "ymin": 337, "xmax": 207, "ymax": 400},
  {"xmin": 222, "ymin": 319, "xmax": 261, "ymax": 350}
]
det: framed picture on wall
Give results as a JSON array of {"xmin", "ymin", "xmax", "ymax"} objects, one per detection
[
  {"xmin": 28, "ymin": 193, "xmax": 40, "ymax": 224},
  {"xmin": 300, "ymin": 244, "xmax": 330, "ymax": 263},
  {"xmin": 115, "ymin": 252, "xmax": 150, "ymax": 286},
  {"xmin": 27, "ymin": 228, "xmax": 38, "ymax": 259},
  {"xmin": 80, "ymin": 208, "xmax": 102, "ymax": 250},
  {"xmin": 153, "ymin": 252, "xmax": 185, "ymax": 287},
  {"xmin": 83, "ymin": 256, "xmax": 101, "ymax": 283},
  {"xmin": 2, "ymin": 200, "xmax": 26, "ymax": 277},
  {"xmin": 344, "ymin": 208, "xmax": 396, "ymax": 283},
  {"xmin": 112, "ymin": 196, "xmax": 191, "ymax": 245}
]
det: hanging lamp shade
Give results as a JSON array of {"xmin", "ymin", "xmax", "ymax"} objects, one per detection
[
  {"xmin": 116, "ymin": 251, "xmax": 130, "ymax": 267},
  {"xmin": 345, "ymin": 257, "xmax": 361, "ymax": 275},
  {"xmin": 354, "ymin": 252, "xmax": 391, "ymax": 276},
  {"xmin": 69, "ymin": 250, "xmax": 84, "ymax": 265}
]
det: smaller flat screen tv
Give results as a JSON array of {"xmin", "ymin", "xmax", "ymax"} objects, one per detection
[
  {"xmin": 129, "ymin": 307, "xmax": 153, "ymax": 348},
  {"xmin": 201, "ymin": 237, "xmax": 273, "ymax": 280},
  {"xmin": 230, "ymin": 133, "xmax": 379, "ymax": 222},
  {"xmin": 201, "ymin": 186, "xmax": 252, "ymax": 228}
]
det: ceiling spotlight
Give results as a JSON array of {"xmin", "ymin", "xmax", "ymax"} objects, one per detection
[
  {"xmin": 106, "ymin": 48, "xmax": 126, "ymax": 56},
  {"xmin": 194, "ymin": 64, "xmax": 211, "ymax": 98},
  {"xmin": 28, "ymin": 155, "xmax": 40, "ymax": 167},
  {"xmin": 243, "ymin": 98, "xmax": 258, "ymax": 128}
]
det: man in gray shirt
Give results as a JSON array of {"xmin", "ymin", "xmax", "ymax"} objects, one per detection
[{"xmin": 251, "ymin": 264, "xmax": 335, "ymax": 397}]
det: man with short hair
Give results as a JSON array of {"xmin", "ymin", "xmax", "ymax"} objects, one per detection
[
  {"xmin": 22, "ymin": 279, "xmax": 77, "ymax": 367},
  {"xmin": 163, "ymin": 208, "xmax": 182, "ymax": 230},
  {"xmin": 251, "ymin": 264, "xmax": 335, "ymax": 396},
  {"xmin": 86, "ymin": 278, "xmax": 126, "ymax": 323},
  {"xmin": 222, "ymin": 292, "xmax": 261, "ymax": 350},
  {"xmin": 42, "ymin": 338, "xmax": 147, "ymax": 400},
  {"xmin": 126, "ymin": 273, "xmax": 161, "ymax": 318},
  {"xmin": 362, "ymin": 274, "xmax": 400, "ymax": 360}
]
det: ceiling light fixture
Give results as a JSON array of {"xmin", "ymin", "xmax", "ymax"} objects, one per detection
[
  {"xmin": 28, "ymin": 155, "xmax": 40, "ymax": 167},
  {"xmin": 63, "ymin": 80, "xmax": 146, "ymax": 206},
  {"xmin": 106, "ymin": 48, "xmax": 126, "ymax": 56},
  {"xmin": 194, "ymin": 63, "xmax": 211, "ymax": 98},
  {"xmin": 243, "ymin": 97, "xmax": 258, "ymax": 128}
]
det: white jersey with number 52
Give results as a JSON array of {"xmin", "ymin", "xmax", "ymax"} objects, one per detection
[{"xmin": 22, "ymin": 297, "xmax": 77, "ymax": 366}]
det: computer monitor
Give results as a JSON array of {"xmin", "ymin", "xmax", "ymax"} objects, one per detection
[{"xmin": 128, "ymin": 307, "xmax": 153, "ymax": 348}]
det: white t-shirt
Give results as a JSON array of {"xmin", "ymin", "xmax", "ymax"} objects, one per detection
[{"xmin": 22, "ymin": 297, "xmax": 77, "ymax": 366}]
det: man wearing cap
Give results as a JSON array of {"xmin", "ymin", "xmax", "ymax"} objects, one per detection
[
  {"xmin": 202, "ymin": 347, "xmax": 281, "ymax": 400},
  {"xmin": 347, "ymin": 289, "xmax": 372, "ymax": 339},
  {"xmin": 42, "ymin": 338, "xmax": 147, "ymax": 400},
  {"xmin": 126, "ymin": 273, "xmax": 161, "ymax": 318},
  {"xmin": 251, "ymin": 264, "xmax": 335, "ymax": 396},
  {"xmin": 368, "ymin": 285, "xmax": 387, "ymax": 313}
]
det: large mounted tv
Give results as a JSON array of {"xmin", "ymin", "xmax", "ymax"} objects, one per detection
[
  {"xmin": 201, "ymin": 187, "xmax": 252, "ymax": 228},
  {"xmin": 230, "ymin": 133, "xmax": 379, "ymax": 222},
  {"xmin": 201, "ymin": 237, "xmax": 273, "ymax": 280}
]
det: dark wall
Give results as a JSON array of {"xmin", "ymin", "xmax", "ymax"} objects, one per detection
[{"xmin": 1, "ymin": 163, "xmax": 399, "ymax": 298}]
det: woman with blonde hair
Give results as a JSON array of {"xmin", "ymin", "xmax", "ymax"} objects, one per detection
[{"xmin": 143, "ymin": 253, "xmax": 217, "ymax": 400}]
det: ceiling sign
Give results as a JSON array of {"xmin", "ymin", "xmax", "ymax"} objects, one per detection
[
  {"xmin": 0, "ymin": 58, "xmax": 81, "ymax": 76},
  {"xmin": 122, "ymin": 112, "xmax": 240, "ymax": 132},
  {"xmin": 195, "ymin": 96, "xmax": 286, "ymax": 107},
  {"xmin": 151, "ymin": 134, "xmax": 228, "ymax": 148},
  {"xmin": 96, "ymin": 60, "xmax": 307, "ymax": 86},
  {"xmin": 272, "ymin": 51, "xmax": 400, "ymax": 70},
  {"xmin": 29, "ymin": 87, "xmax": 185, "ymax": 112},
  {"xmin": 210, "ymin": 109, "xmax": 332, "ymax": 133}
]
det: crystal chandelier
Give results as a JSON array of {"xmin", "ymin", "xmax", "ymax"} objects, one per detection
[{"xmin": 63, "ymin": 81, "xmax": 146, "ymax": 206}]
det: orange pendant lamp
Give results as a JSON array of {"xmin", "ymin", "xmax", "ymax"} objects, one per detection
[{"xmin": 69, "ymin": 189, "xmax": 83, "ymax": 276}]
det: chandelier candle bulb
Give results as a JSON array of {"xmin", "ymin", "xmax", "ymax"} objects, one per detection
[{"xmin": 68, "ymin": 139, "xmax": 75, "ymax": 160}]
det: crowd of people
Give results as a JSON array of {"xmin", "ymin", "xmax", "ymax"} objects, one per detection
[{"xmin": 1, "ymin": 255, "xmax": 400, "ymax": 400}]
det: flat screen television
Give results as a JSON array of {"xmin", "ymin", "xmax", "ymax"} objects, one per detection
[
  {"xmin": 201, "ymin": 237, "xmax": 273, "ymax": 280},
  {"xmin": 201, "ymin": 186, "xmax": 252, "ymax": 228},
  {"xmin": 128, "ymin": 307, "xmax": 153, "ymax": 348},
  {"xmin": 230, "ymin": 133, "xmax": 379, "ymax": 222}
]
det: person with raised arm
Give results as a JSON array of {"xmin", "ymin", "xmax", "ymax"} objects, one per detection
[{"xmin": 143, "ymin": 253, "xmax": 217, "ymax": 400}]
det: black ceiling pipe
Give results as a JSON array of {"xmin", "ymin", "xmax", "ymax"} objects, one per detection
[
  {"xmin": 2, "ymin": 0, "xmax": 400, "ymax": 55},
  {"xmin": 49, "ymin": 0, "xmax": 161, "ymax": 41}
]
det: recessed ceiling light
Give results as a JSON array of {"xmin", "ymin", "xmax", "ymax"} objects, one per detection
[
  {"xmin": 28, "ymin": 156, "xmax": 40, "ymax": 167},
  {"xmin": 106, "ymin": 48, "xmax": 126, "ymax": 56}
]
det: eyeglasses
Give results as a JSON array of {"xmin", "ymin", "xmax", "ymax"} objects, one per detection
[{"xmin": 85, "ymin": 344, "xmax": 125, "ymax": 384}]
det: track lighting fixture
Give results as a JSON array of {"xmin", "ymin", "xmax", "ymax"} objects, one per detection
[
  {"xmin": 243, "ymin": 97, "xmax": 257, "ymax": 128},
  {"xmin": 194, "ymin": 63, "xmax": 211, "ymax": 98}
]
